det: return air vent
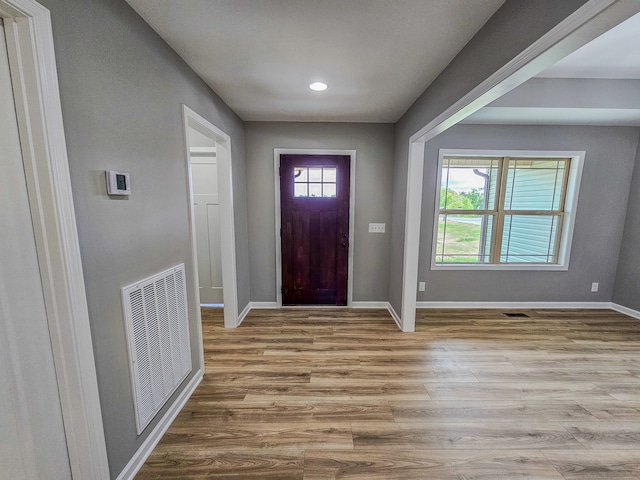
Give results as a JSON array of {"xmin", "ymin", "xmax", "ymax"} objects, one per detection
[
  {"xmin": 503, "ymin": 312, "xmax": 530, "ymax": 318},
  {"xmin": 122, "ymin": 264, "xmax": 191, "ymax": 434}
]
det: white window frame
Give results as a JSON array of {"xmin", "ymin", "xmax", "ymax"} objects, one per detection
[{"xmin": 431, "ymin": 149, "xmax": 585, "ymax": 271}]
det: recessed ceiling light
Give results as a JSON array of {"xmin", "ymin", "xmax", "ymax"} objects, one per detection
[{"xmin": 309, "ymin": 82, "xmax": 328, "ymax": 92}]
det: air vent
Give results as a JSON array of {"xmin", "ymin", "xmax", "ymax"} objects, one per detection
[
  {"xmin": 122, "ymin": 264, "xmax": 191, "ymax": 434},
  {"xmin": 503, "ymin": 312, "xmax": 529, "ymax": 318}
]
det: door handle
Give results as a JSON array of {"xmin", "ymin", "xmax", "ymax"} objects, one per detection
[{"xmin": 341, "ymin": 241, "xmax": 349, "ymax": 248}]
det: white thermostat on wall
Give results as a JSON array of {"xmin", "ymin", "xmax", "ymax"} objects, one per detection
[{"xmin": 106, "ymin": 170, "xmax": 131, "ymax": 196}]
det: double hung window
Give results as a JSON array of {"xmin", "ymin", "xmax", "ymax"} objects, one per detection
[{"xmin": 432, "ymin": 151, "xmax": 583, "ymax": 270}]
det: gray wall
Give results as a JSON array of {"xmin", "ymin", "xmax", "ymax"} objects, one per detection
[
  {"xmin": 417, "ymin": 124, "xmax": 639, "ymax": 302},
  {"xmin": 389, "ymin": 0, "xmax": 591, "ymax": 314},
  {"xmin": 44, "ymin": 0, "xmax": 249, "ymax": 477},
  {"xmin": 245, "ymin": 122, "xmax": 395, "ymax": 303},
  {"xmin": 614, "ymin": 131, "xmax": 640, "ymax": 310}
]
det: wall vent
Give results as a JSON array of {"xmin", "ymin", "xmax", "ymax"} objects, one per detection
[{"xmin": 122, "ymin": 264, "xmax": 191, "ymax": 434}]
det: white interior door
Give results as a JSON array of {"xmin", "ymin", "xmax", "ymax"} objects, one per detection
[
  {"xmin": 191, "ymin": 150, "xmax": 224, "ymax": 304},
  {"xmin": 0, "ymin": 19, "xmax": 71, "ymax": 480}
]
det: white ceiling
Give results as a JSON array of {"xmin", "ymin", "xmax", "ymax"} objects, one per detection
[
  {"xmin": 125, "ymin": 0, "xmax": 505, "ymax": 122},
  {"xmin": 463, "ymin": 11, "xmax": 640, "ymax": 126},
  {"xmin": 538, "ymin": 11, "xmax": 640, "ymax": 80}
]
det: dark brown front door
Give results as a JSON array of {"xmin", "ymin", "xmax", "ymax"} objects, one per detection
[{"xmin": 280, "ymin": 154, "xmax": 350, "ymax": 305}]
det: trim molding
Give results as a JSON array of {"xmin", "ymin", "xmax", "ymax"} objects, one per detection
[
  {"xmin": 387, "ymin": 303, "xmax": 403, "ymax": 330},
  {"xmin": 611, "ymin": 303, "xmax": 640, "ymax": 320},
  {"xmin": 400, "ymin": 141, "xmax": 425, "ymax": 332},
  {"xmin": 0, "ymin": 0, "xmax": 110, "ymax": 477},
  {"xmin": 115, "ymin": 371, "xmax": 203, "ymax": 480},
  {"xmin": 351, "ymin": 301, "xmax": 389, "ymax": 309},
  {"xmin": 249, "ymin": 301, "xmax": 391, "ymax": 310},
  {"xmin": 417, "ymin": 301, "xmax": 611, "ymax": 309},
  {"xmin": 237, "ymin": 302, "xmax": 251, "ymax": 326},
  {"xmin": 250, "ymin": 301, "xmax": 279, "ymax": 309},
  {"xmin": 189, "ymin": 146, "xmax": 216, "ymax": 156}
]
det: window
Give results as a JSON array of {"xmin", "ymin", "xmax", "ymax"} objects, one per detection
[
  {"xmin": 432, "ymin": 150, "xmax": 584, "ymax": 270},
  {"xmin": 293, "ymin": 167, "xmax": 337, "ymax": 197}
]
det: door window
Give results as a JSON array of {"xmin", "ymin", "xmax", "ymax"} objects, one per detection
[{"xmin": 293, "ymin": 167, "xmax": 337, "ymax": 197}]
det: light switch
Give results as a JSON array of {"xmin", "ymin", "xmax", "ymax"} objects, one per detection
[{"xmin": 369, "ymin": 223, "xmax": 385, "ymax": 233}]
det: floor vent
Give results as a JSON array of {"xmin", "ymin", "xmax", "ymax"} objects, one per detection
[
  {"xmin": 122, "ymin": 264, "xmax": 191, "ymax": 434},
  {"xmin": 503, "ymin": 312, "xmax": 530, "ymax": 318}
]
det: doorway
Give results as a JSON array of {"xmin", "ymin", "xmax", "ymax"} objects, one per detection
[
  {"xmin": 187, "ymin": 127, "xmax": 223, "ymax": 305},
  {"xmin": 182, "ymin": 106, "xmax": 238, "ymax": 335},
  {"xmin": 278, "ymin": 153, "xmax": 351, "ymax": 306}
]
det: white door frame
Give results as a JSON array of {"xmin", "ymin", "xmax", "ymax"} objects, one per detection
[
  {"xmin": 398, "ymin": 0, "xmax": 640, "ymax": 332},
  {"xmin": 273, "ymin": 148, "xmax": 356, "ymax": 307},
  {"xmin": 182, "ymin": 106, "xmax": 239, "ymax": 347},
  {"xmin": 0, "ymin": 0, "xmax": 109, "ymax": 477}
]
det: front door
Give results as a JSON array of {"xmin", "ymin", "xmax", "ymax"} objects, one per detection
[{"xmin": 280, "ymin": 154, "xmax": 350, "ymax": 305}]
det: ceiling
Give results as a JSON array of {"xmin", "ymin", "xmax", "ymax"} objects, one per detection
[
  {"xmin": 462, "ymin": 11, "xmax": 640, "ymax": 127},
  {"xmin": 125, "ymin": 0, "xmax": 505, "ymax": 123},
  {"xmin": 539, "ymin": 11, "xmax": 640, "ymax": 80}
]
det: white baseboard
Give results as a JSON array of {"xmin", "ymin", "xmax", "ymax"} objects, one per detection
[
  {"xmin": 237, "ymin": 303, "xmax": 251, "ymax": 326},
  {"xmin": 115, "ymin": 370, "xmax": 203, "ymax": 480},
  {"xmin": 416, "ymin": 301, "xmax": 611, "ymax": 309},
  {"xmin": 249, "ymin": 301, "xmax": 391, "ymax": 309},
  {"xmin": 249, "ymin": 302, "xmax": 278, "ymax": 309},
  {"xmin": 387, "ymin": 303, "xmax": 403, "ymax": 330},
  {"xmin": 244, "ymin": 301, "xmax": 402, "ymax": 329},
  {"xmin": 351, "ymin": 301, "xmax": 389, "ymax": 309},
  {"xmin": 611, "ymin": 303, "xmax": 640, "ymax": 320},
  {"xmin": 248, "ymin": 301, "xmax": 391, "ymax": 309}
]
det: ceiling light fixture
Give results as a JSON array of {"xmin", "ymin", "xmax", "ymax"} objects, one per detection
[{"xmin": 309, "ymin": 81, "xmax": 328, "ymax": 92}]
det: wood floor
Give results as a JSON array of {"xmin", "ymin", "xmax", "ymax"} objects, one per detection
[{"xmin": 136, "ymin": 307, "xmax": 640, "ymax": 479}]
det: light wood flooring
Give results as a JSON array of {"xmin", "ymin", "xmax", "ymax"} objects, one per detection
[{"xmin": 136, "ymin": 307, "xmax": 640, "ymax": 479}]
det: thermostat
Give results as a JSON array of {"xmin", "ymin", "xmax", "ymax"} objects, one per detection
[{"xmin": 106, "ymin": 170, "xmax": 131, "ymax": 196}]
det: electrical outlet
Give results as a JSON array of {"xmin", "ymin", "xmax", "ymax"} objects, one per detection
[
  {"xmin": 418, "ymin": 282, "xmax": 426, "ymax": 291},
  {"xmin": 591, "ymin": 282, "xmax": 599, "ymax": 293},
  {"xmin": 368, "ymin": 223, "xmax": 385, "ymax": 233}
]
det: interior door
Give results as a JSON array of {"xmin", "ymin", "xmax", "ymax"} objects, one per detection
[
  {"xmin": 191, "ymin": 149, "xmax": 224, "ymax": 304},
  {"xmin": 0, "ymin": 19, "xmax": 71, "ymax": 479},
  {"xmin": 280, "ymin": 154, "xmax": 350, "ymax": 305}
]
